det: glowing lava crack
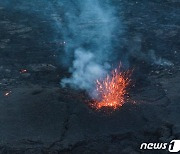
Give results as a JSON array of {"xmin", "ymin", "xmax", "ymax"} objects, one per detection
[{"xmin": 92, "ymin": 66, "xmax": 132, "ymax": 110}]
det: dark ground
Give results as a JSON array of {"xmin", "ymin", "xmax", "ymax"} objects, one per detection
[{"xmin": 0, "ymin": 0, "xmax": 180, "ymax": 153}]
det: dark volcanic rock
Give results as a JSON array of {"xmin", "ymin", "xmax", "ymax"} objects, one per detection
[{"xmin": 0, "ymin": 0, "xmax": 179, "ymax": 153}]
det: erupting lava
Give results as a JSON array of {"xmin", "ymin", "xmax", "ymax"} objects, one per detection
[{"xmin": 92, "ymin": 66, "xmax": 132, "ymax": 110}]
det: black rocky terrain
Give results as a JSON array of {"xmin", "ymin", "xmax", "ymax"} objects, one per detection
[{"xmin": 0, "ymin": 0, "xmax": 179, "ymax": 153}]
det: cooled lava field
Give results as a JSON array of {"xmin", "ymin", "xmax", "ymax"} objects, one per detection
[{"xmin": 0, "ymin": 0, "xmax": 179, "ymax": 154}]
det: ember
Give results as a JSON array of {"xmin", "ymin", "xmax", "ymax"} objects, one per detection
[
  {"xmin": 92, "ymin": 66, "xmax": 132, "ymax": 110},
  {"xmin": 20, "ymin": 69, "xmax": 27, "ymax": 73},
  {"xmin": 4, "ymin": 91, "xmax": 12, "ymax": 96}
]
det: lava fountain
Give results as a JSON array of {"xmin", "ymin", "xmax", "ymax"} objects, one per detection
[{"xmin": 91, "ymin": 65, "xmax": 132, "ymax": 110}]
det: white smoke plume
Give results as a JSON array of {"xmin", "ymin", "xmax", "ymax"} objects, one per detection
[
  {"xmin": 61, "ymin": 48, "xmax": 110, "ymax": 90},
  {"xmin": 60, "ymin": 0, "xmax": 121, "ymax": 92}
]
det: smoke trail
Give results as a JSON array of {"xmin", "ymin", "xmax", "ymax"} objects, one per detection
[
  {"xmin": 149, "ymin": 50, "xmax": 174, "ymax": 66},
  {"xmin": 60, "ymin": 0, "xmax": 121, "ymax": 94}
]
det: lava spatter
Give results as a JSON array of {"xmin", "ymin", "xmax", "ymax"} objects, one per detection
[{"xmin": 92, "ymin": 66, "xmax": 132, "ymax": 110}]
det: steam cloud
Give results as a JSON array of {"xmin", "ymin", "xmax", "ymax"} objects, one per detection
[
  {"xmin": 60, "ymin": 0, "xmax": 121, "ymax": 93},
  {"xmin": 2, "ymin": 0, "xmax": 173, "ymax": 94}
]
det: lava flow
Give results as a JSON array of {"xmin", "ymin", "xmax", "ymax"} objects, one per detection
[{"xmin": 92, "ymin": 66, "xmax": 132, "ymax": 110}]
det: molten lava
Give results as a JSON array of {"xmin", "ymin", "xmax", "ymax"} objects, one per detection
[{"xmin": 92, "ymin": 66, "xmax": 132, "ymax": 110}]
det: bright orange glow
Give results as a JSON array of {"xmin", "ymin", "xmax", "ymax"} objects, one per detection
[{"xmin": 92, "ymin": 66, "xmax": 132, "ymax": 110}]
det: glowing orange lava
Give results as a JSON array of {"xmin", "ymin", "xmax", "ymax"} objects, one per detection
[{"xmin": 92, "ymin": 66, "xmax": 132, "ymax": 110}]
